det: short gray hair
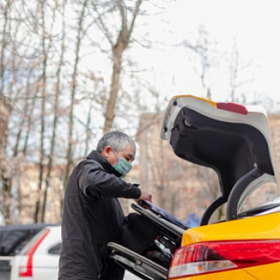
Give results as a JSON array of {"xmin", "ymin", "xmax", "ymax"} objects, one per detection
[{"xmin": 96, "ymin": 131, "xmax": 136, "ymax": 153}]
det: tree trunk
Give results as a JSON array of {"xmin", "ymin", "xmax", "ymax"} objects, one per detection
[
  {"xmin": 0, "ymin": 0, "xmax": 14, "ymax": 224},
  {"xmin": 22, "ymin": 87, "xmax": 36, "ymax": 156},
  {"xmin": 41, "ymin": 0, "xmax": 66, "ymax": 222},
  {"xmin": 13, "ymin": 69, "xmax": 33, "ymax": 158},
  {"xmin": 103, "ymin": 0, "xmax": 142, "ymax": 133},
  {"xmin": 0, "ymin": 0, "xmax": 11, "ymax": 91},
  {"xmin": 34, "ymin": 1, "xmax": 48, "ymax": 223},
  {"xmin": 0, "ymin": 95, "xmax": 12, "ymax": 223},
  {"xmin": 63, "ymin": 0, "xmax": 88, "ymax": 196},
  {"xmin": 103, "ymin": 47, "xmax": 124, "ymax": 133},
  {"xmin": 0, "ymin": 81, "xmax": 14, "ymax": 224},
  {"xmin": 84, "ymin": 101, "xmax": 93, "ymax": 158}
]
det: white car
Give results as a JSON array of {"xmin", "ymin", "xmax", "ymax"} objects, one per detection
[{"xmin": 10, "ymin": 225, "xmax": 139, "ymax": 280}]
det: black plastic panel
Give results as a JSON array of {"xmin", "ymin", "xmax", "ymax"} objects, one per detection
[{"xmin": 170, "ymin": 107, "xmax": 273, "ymax": 199}]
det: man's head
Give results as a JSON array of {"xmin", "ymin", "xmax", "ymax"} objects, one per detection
[{"xmin": 97, "ymin": 131, "xmax": 136, "ymax": 171}]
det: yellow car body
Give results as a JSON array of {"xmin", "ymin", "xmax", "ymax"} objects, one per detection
[{"xmin": 170, "ymin": 212, "xmax": 280, "ymax": 279}]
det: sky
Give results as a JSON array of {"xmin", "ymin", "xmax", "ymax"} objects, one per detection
[{"xmin": 130, "ymin": 0, "xmax": 280, "ymax": 108}]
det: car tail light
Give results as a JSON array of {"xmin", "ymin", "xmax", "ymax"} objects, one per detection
[
  {"xmin": 216, "ymin": 102, "xmax": 248, "ymax": 115},
  {"xmin": 19, "ymin": 229, "xmax": 50, "ymax": 277},
  {"xmin": 169, "ymin": 240, "xmax": 280, "ymax": 279}
]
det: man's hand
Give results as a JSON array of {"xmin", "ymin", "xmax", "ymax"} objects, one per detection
[{"xmin": 135, "ymin": 190, "xmax": 152, "ymax": 204}]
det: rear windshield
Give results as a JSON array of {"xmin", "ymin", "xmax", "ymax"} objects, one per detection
[
  {"xmin": 19, "ymin": 228, "xmax": 49, "ymax": 255},
  {"xmin": 238, "ymin": 203, "xmax": 280, "ymax": 217},
  {"xmin": 0, "ymin": 225, "xmax": 47, "ymax": 256}
]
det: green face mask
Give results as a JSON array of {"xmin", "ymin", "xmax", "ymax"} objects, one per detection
[{"xmin": 113, "ymin": 151, "xmax": 132, "ymax": 178}]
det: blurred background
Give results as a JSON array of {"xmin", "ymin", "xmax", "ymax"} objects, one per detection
[{"xmin": 0, "ymin": 0, "xmax": 280, "ymax": 226}]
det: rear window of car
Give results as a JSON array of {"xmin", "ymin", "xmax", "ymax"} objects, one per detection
[
  {"xmin": 19, "ymin": 228, "xmax": 49, "ymax": 255},
  {"xmin": 0, "ymin": 225, "xmax": 47, "ymax": 256},
  {"xmin": 48, "ymin": 243, "xmax": 61, "ymax": 255}
]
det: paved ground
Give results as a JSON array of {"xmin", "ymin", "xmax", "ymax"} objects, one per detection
[
  {"xmin": 0, "ymin": 270, "xmax": 10, "ymax": 280},
  {"xmin": 0, "ymin": 260, "xmax": 11, "ymax": 280},
  {"xmin": 0, "ymin": 269, "xmax": 140, "ymax": 280},
  {"xmin": 1, "ymin": 259, "xmax": 140, "ymax": 280}
]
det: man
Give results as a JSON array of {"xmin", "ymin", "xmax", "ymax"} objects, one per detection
[{"xmin": 58, "ymin": 131, "xmax": 152, "ymax": 280}]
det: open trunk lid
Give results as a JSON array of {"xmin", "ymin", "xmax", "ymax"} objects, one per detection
[{"xmin": 161, "ymin": 95, "xmax": 279, "ymax": 222}]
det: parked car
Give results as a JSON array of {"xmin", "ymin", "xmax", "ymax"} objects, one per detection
[
  {"xmin": 10, "ymin": 225, "xmax": 140, "ymax": 280},
  {"xmin": 108, "ymin": 95, "xmax": 280, "ymax": 280},
  {"xmin": 0, "ymin": 224, "xmax": 54, "ymax": 280}
]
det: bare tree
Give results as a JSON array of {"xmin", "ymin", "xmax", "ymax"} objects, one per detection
[
  {"xmin": 0, "ymin": 93, "xmax": 13, "ymax": 223},
  {"xmin": 183, "ymin": 25, "xmax": 218, "ymax": 100},
  {"xmin": 64, "ymin": 0, "xmax": 89, "ymax": 192},
  {"xmin": 0, "ymin": 0, "xmax": 12, "ymax": 91},
  {"xmin": 41, "ymin": 0, "xmax": 67, "ymax": 223},
  {"xmin": 228, "ymin": 38, "xmax": 254, "ymax": 103},
  {"xmin": 0, "ymin": 0, "xmax": 18, "ymax": 224},
  {"xmin": 0, "ymin": 0, "xmax": 174, "ymax": 224},
  {"xmin": 34, "ymin": 0, "xmax": 57, "ymax": 223},
  {"xmin": 89, "ymin": 0, "xmax": 144, "ymax": 133}
]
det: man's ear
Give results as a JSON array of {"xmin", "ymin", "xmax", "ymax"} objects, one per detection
[{"xmin": 102, "ymin": 146, "xmax": 112, "ymax": 158}]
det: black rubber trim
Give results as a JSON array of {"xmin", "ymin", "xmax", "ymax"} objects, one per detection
[
  {"xmin": 226, "ymin": 167, "xmax": 264, "ymax": 220},
  {"xmin": 200, "ymin": 196, "xmax": 227, "ymax": 226},
  {"xmin": 170, "ymin": 107, "xmax": 273, "ymax": 199}
]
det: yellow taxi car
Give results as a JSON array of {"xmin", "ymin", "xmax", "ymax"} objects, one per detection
[
  {"xmin": 109, "ymin": 95, "xmax": 280, "ymax": 280},
  {"xmin": 162, "ymin": 95, "xmax": 280, "ymax": 280}
]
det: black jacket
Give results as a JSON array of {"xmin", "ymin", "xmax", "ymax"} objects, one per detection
[{"xmin": 58, "ymin": 150, "xmax": 141, "ymax": 280}]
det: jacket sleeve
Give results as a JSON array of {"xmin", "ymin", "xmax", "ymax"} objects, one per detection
[{"xmin": 76, "ymin": 161, "xmax": 141, "ymax": 199}]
